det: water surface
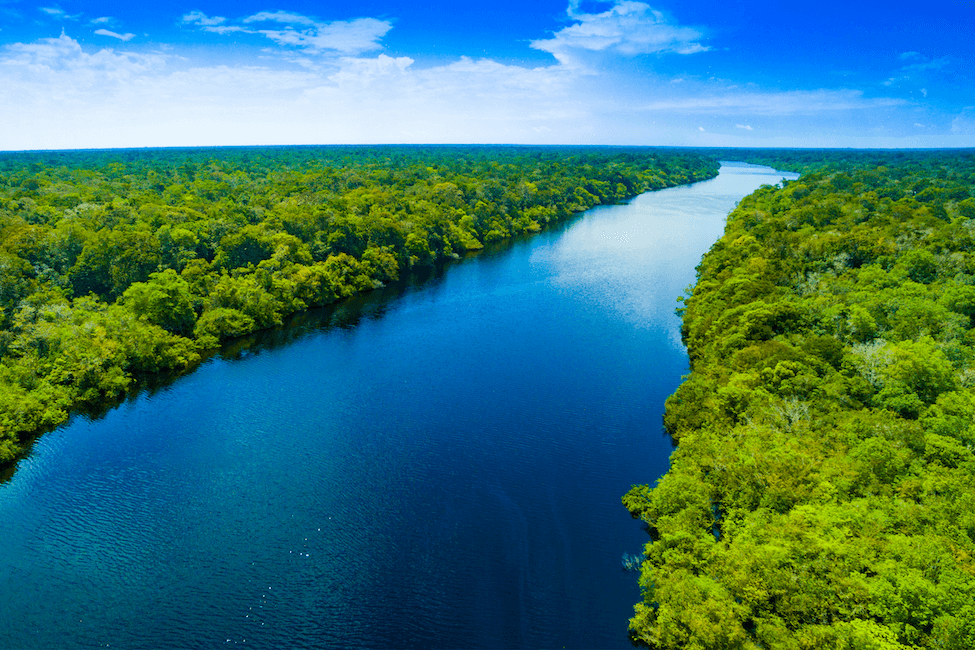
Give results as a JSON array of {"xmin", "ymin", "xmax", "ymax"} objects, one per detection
[{"xmin": 0, "ymin": 162, "xmax": 797, "ymax": 649}]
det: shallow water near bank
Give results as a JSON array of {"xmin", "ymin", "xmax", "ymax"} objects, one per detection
[{"xmin": 0, "ymin": 162, "xmax": 797, "ymax": 649}]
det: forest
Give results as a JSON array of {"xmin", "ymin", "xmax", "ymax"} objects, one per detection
[
  {"xmin": 0, "ymin": 145, "xmax": 718, "ymax": 469},
  {"xmin": 5, "ymin": 143, "xmax": 975, "ymax": 649},
  {"xmin": 624, "ymin": 149, "xmax": 975, "ymax": 648}
]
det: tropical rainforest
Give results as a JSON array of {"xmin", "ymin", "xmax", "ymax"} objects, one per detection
[
  {"xmin": 0, "ymin": 145, "xmax": 718, "ymax": 468},
  {"xmin": 4, "ymin": 143, "xmax": 975, "ymax": 650},
  {"xmin": 624, "ymin": 149, "xmax": 975, "ymax": 649}
]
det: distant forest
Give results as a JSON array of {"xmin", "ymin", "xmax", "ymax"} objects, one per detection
[
  {"xmin": 624, "ymin": 148, "xmax": 975, "ymax": 649},
  {"xmin": 0, "ymin": 145, "xmax": 718, "ymax": 468}
]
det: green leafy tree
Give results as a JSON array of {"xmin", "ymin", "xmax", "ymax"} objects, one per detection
[{"xmin": 121, "ymin": 269, "xmax": 196, "ymax": 334}]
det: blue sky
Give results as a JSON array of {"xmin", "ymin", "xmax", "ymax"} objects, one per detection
[{"xmin": 0, "ymin": 0, "xmax": 973, "ymax": 149}]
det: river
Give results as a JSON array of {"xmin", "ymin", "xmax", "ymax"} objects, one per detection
[{"xmin": 0, "ymin": 162, "xmax": 797, "ymax": 649}]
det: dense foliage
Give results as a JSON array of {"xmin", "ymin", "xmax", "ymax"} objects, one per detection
[
  {"xmin": 624, "ymin": 150, "xmax": 975, "ymax": 648},
  {"xmin": 0, "ymin": 145, "xmax": 718, "ymax": 469}
]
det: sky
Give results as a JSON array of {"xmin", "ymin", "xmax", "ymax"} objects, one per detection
[{"xmin": 0, "ymin": 0, "xmax": 973, "ymax": 150}]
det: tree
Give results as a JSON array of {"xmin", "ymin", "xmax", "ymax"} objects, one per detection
[{"xmin": 121, "ymin": 269, "xmax": 196, "ymax": 335}]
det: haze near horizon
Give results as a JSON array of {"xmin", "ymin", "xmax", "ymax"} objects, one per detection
[{"xmin": 1, "ymin": 0, "xmax": 973, "ymax": 151}]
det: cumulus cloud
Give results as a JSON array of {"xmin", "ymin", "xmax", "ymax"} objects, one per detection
[
  {"xmin": 531, "ymin": 1, "xmax": 706, "ymax": 68},
  {"xmin": 0, "ymin": 33, "xmax": 579, "ymax": 149},
  {"xmin": 182, "ymin": 11, "xmax": 227, "ymax": 27},
  {"xmin": 181, "ymin": 9, "xmax": 392, "ymax": 54},
  {"xmin": 252, "ymin": 17, "xmax": 392, "ymax": 54},
  {"xmin": 325, "ymin": 53, "xmax": 414, "ymax": 86},
  {"xmin": 94, "ymin": 29, "xmax": 135, "ymax": 42},
  {"xmin": 1, "ymin": 33, "xmax": 164, "ymax": 78},
  {"xmin": 181, "ymin": 11, "xmax": 248, "ymax": 34},
  {"xmin": 0, "ymin": 24, "xmax": 949, "ymax": 150}
]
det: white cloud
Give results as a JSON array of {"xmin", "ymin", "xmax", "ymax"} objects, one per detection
[
  {"xmin": 735, "ymin": 124, "xmax": 752, "ymax": 130},
  {"xmin": 255, "ymin": 18, "xmax": 392, "ymax": 54},
  {"xmin": 91, "ymin": 17, "xmax": 114, "ymax": 25},
  {"xmin": 902, "ymin": 56, "xmax": 949, "ymax": 72},
  {"xmin": 208, "ymin": 25, "xmax": 251, "ymax": 34},
  {"xmin": 243, "ymin": 11, "xmax": 317, "ymax": 26},
  {"xmin": 39, "ymin": 6, "xmax": 80, "ymax": 20},
  {"xmin": 325, "ymin": 53, "xmax": 414, "ymax": 85},
  {"xmin": 951, "ymin": 108, "xmax": 975, "ymax": 135},
  {"xmin": 697, "ymin": 126, "xmax": 705, "ymax": 131},
  {"xmin": 1, "ymin": 33, "xmax": 165, "ymax": 80},
  {"xmin": 899, "ymin": 51, "xmax": 921, "ymax": 60},
  {"xmin": 0, "ymin": 32, "xmax": 589, "ymax": 149},
  {"xmin": 182, "ymin": 11, "xmax": 227, "ymax": 27},
  {"xmin": 183, "ymin": 10, "xmax": 392, "ymax": 55},
  {"xmin": 642, "ymin": 89, "xmax": 904, "ymax": 115},
  {"xmin": 0, "ymin": 29, "xmax": 961, "ymax": 150},
  {"xmin": 531, "ymin": 1, "xmax": 706, "ymax": 68},
  {"xmin": 182, "ymin": 11, "xmax": 247, "ymax": 34},
  {"xmin": 94, "ymin": 29, "xmax": 135, "ymax": 42}
]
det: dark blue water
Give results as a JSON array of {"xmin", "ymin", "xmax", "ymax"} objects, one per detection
[{"xmin": 0, "ymin": 163, "xmax": 796, "ymax": 649}]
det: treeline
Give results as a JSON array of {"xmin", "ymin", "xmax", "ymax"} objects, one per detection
[
  {"xmin": 0, "ymin": 145, "xmax": 719, "ymax": 468},
  {"xmin": 701, "ymin": 147, "xmax": 975, "ymax": 179},
  {"xmin": 624, "ymin": 150, "xmax": 975, "ymax": 648}
]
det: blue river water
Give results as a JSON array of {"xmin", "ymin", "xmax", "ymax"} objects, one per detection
[{"xmin": 0, "ymin": 162, "xmax": 797, "ymax": 649}]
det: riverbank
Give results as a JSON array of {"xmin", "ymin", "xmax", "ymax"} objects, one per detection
[
  {"xmin": 624, "ymin": 151, "xmax": 975, "ymax": 648},
  {"xmin": 0, "ymin": 162, "xmax": 781, "ymax": 649},
  {"xmin": 0, "ymin": 145, "xmax": 719, "ymax": 474}
]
